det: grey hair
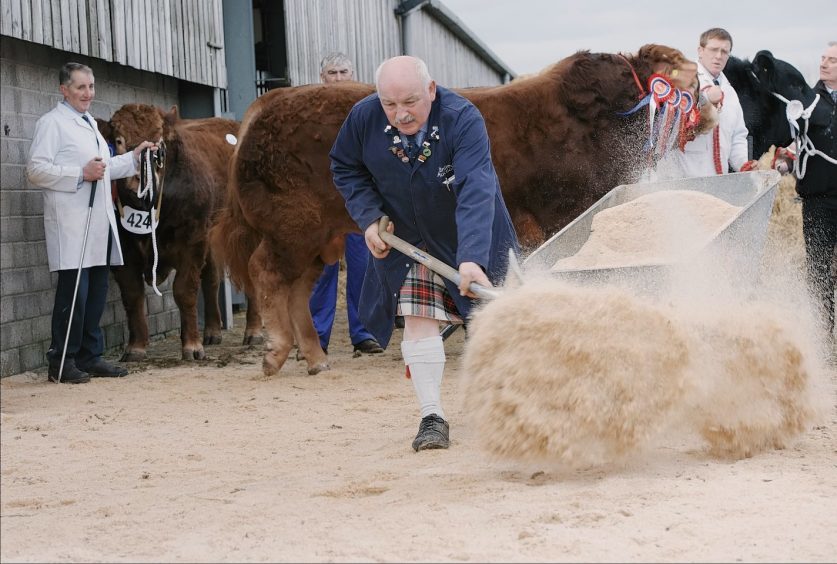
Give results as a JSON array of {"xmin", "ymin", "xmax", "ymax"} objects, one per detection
[
  {"xmin": 374, "ymin": 56, "xmax": 432, "ymax": 90},
  {"xmin": 59, "ymin": 62, "xmax": 93, "ymax": 86},
  {"xmin": 828, "ymin": 41, "xmax": 837, "ymax": 48},
  {"xmin": 320, "ymin": 52, "xmax": 353, "ymax": 74}
]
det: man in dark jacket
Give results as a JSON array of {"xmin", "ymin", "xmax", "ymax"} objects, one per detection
[
  {"xmin": 795, "ymin": 42, "xmax": 837, "ymax": 346},
  {"xmin": 330, "ymin": 56, "xmax": 519, "ymax": 451}
]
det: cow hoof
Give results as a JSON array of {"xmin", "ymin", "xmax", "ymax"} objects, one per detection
[
  {"xmin": 243, "ymin": 334, "xmax": 264, "ymax": 346},
  {"xmin": 203, "ymin": 334, "xmax": 222, "ymax": 346},
  {"xmin": 307, "ymin": 362, "xmax": 330, "ymax": 375},
  {"xmin": 120, "ymin": 350, "xmax": 147, "ymax": 362},
  {"xmin": 262, "ymin": 356, "xmax": 281, "ymax": 376},
  {"xmin": 182, "ymin": 349, "xmax": 206, "ymax": 360}
]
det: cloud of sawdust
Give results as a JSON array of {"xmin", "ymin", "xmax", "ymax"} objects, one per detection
[{"xmin": 460, "ymin": 171, "xmax": 831, "ymax": 469}]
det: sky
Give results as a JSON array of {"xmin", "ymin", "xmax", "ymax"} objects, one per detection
[{"xmin": 441, "ymin": 0, "xmax": 834, "ymax": 84}]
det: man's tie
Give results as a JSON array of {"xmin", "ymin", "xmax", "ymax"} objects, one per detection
[
  {"xmin": 82, "ymin": 114, "xmax": 99, "ymax": 147},
  {"xmin": 405, "ymin": 135, "xmax": 417, "ymax": 160},
  {"xmin": 831, "ymin": 90, "xmax": 837, "ymax": 104},
  {"xmin": 712, "ymin": 78, "xmax": 720, "ymax": 86}
]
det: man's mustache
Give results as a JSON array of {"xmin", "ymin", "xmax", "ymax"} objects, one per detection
[{"xmin": 395, "ymin": 115, "xmax": 415, "ymax": 125}]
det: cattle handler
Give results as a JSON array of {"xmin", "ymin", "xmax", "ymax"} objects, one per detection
[
  {"xmin": 308, "ymin": 52, "xmax": 384, "ymax": 357},
  {"xmin": 330, "ymin": 56, "xmax": 519, "ymax": 451},
  {"xmin": 27, "ymin": 62, "xmax": 157, "ymax": 383}
]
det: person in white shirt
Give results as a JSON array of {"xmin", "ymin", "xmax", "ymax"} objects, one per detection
[
  {"xmin": 27, "ymin": 62, "xmax": 157, "ymax": 383},
  {"xmin": 658, "ymin": 28, "xmax": 756, "ymax": 178}
]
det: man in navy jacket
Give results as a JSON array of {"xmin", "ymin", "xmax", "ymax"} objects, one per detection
[
  {"xmin": 796, "ymin": 42, "xmax": 837, "ymax": 346},
  {"xmin": 330, "ymin": 56, "xmax": 519, "ymax": 451}
]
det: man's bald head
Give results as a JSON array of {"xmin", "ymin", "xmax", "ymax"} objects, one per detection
[
  {"xmin": 375, "ymin": 56, "xmax": 432, "ymax": 90},
  {"xmin": 375, "ymin": 56, "xmax": 436, "ymax": 136}
]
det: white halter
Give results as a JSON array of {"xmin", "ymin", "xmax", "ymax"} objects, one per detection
[
  {"xmin": 770, "ymin": 91, "xmax": 837, "ymax": 179},
  {"xmin": 137, "ymin": 148, "xmax": 163, "ymax": 297}
]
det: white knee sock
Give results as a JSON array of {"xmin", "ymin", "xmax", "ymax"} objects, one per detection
[{"xmin": 401, "ymin": 336, "xmax": 446, "ymax": 419}]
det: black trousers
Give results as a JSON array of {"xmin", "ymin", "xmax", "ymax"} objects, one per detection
[
  {"xmin": 48, "ymin": 231, "xmax": 113, "ymax": 366},
  {"xmin": 801, "ymin": 198, "xmax": 837, "ymax": 339}
]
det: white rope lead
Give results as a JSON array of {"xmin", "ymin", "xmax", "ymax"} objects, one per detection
[
  {"xmin": 771, "ymin": 92, "xmax": 837, "ymax": 179},
  {"xmin": 140, "ymin": 149, "xmax": 163, "ymax": 297}
]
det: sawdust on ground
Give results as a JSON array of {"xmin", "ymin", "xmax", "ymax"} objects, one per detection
[{"xmin": 2, "ymin": 295, "xmax": 836, "ymax": 562}]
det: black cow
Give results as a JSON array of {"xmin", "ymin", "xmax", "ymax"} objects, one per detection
[{"xmin": 725, "ymin": 50, "xmax": 819, "ymax": 159}]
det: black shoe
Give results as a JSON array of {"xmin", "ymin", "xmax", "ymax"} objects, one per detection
[
  {"xmin": 77, "ymin": 358, "xmax": 128, "ymax": 378},
  {"xmin": 353, "ymin": 338, "xmax": 383, "ymax": 354},
  {"xmin": 412, "ymin": 414, "xmax": 450, "ymax": 451},
  {"xmin": 47, "ymin": 359, "xmax": 90, "ymax": 384},
  {"xmin": 395, "ymin": 316, "xmax": 405, "ymax": 329}
]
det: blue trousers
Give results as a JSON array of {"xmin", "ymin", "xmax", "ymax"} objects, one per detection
[
  {"xmin": 309, "ymin": 233, "xmax": 375, "ymax": 349},
  {"xmin": 48, "ymin": 265, "xmax": 110, "ymax": 366}
]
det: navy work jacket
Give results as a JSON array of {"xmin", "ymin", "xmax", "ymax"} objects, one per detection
[{"xmin": 330, "ymin": 86, "xmax": 519, "ymax": 347}]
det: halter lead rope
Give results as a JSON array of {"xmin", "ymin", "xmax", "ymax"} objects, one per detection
[
  {"xmin": 139, "ymin": 148, "xmax": 163, "ymax": 296},
  {"xmin": 770, "ymin": 92, "xmax": 837, "ymax": 179}
]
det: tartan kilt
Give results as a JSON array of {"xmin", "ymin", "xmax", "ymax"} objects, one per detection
[{"xmin": 396, "ymin": 263, "xmax": 463, "ymax": 324}]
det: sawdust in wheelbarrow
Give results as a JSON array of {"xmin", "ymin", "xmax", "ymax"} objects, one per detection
[{"xmin": 553, "ymin": 190, "xmax": 741, "ymax": 271}]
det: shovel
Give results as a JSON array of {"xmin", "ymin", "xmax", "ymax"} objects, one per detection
[{"xmin": 377, "ymin": 216, "xmax": 502, "ymax": 300}]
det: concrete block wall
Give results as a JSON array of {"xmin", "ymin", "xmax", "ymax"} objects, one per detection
[{"xmin": 1, "ymin": 36, "xmax": 181, "ymax": 377}]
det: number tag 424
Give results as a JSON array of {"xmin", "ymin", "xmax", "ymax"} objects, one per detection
[{"xmin": 120, "ymin": 205, "xmax": 154, "ymax": 235}]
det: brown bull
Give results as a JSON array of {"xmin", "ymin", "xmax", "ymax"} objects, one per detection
[
  {"xmin": 105, "ymin": 104, "xmax": 260, "ymax": 361},
  {"xmin": 215, "ymin": 44, "xmax": 708, "ymax": 375}
]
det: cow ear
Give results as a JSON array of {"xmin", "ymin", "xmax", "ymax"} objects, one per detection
[
  {"xmin": 753, "ymin": 50, "xmax": 775, "ymax": 72},
  {"xmin": 165, "ymin": 105, "xmax": 179, "ymax": 124}
]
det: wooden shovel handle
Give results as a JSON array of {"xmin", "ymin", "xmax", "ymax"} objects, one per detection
[{"xmin": 377, "ymin": 216, "xmax": 499, "ymax": 300}]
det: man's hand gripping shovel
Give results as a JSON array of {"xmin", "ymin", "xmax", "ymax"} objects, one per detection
[{"xmin": 376, "ymin": 216, "xmax": 512, "ymax": 301}]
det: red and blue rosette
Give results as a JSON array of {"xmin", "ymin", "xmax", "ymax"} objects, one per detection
[
  {"xmin": 679, "ymin": 90, "xmax": 694, "ymax": 114},
  {"xmin": 648, "ymin": 74, "xmax": 673, "ymax": 104}
]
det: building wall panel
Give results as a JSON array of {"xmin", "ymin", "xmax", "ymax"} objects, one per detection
[{"xmin": 0, "ymin": 0, "xmax": 226, "ymax": 87}]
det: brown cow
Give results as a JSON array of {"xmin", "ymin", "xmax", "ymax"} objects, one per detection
[
  {"xmin": 216, "ymin": 44, "xmax": 710, "ymax": 376},
  {"xmin": 105, "ymin": 104, "xmax": 259, "ymax": 361}
]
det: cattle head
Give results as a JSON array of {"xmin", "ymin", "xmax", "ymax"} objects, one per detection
[
  {"xmin": 108, "ymin": 104, "xmax": 174, "ymax": 210},
  {"xmin": 620, "ymin": 44, "xmax": 714, "ymax": 162},
  {"xmin": 726, "ymin": 51, "xmax": 817, "ymax": 158},
  {"xmin": 640, "ymin": 44, "xmax": 700, "ymax": 94}
]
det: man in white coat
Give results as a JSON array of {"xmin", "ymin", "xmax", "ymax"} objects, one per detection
[
  {"xmin": 27, "ymin": 62, "xmax": 157, "ymax": 383},
  {"xmin": 657, "ymin": 28, "xmax": 757, "ymax": 178}
]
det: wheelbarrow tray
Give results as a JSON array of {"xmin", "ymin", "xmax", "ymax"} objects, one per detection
[{"xmin": 522, "ymin": 170, "xmax": 781, "ymax": 289}]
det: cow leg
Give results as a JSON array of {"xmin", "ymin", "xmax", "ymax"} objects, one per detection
[
  {"xmin": 112, "ymin": 265, "xmax": 150, "ymax": 362},
  {"xmin": 250, "ymin": 242, "xmax": 295, "ymax": 376},
  {"xmin": 201, "ymin": 255, "xmax": 223, "ymax": 346},
  {"xmin": 172, "ymin": 262, "xmax": 205, "ymax": 360},
  {"xmin": 289, "ymin": 266, "xmax": 329, "ymax": 375},
  {"xmin": 243, "ymin": 293, "xmax": 264, "ymax": 345}
]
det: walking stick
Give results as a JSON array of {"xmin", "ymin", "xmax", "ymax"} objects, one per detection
[{"xmin": 57, "ymin": 175, "xmax": 98, "ymax": 383}]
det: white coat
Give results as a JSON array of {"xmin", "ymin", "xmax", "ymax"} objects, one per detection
[
  {"xmin": 27, "ymin": 102, "xmax": 138, "ymax": 272},
  {"xmin": 656, "ymin": 62, "xmax": 750, "ymax": 179}
]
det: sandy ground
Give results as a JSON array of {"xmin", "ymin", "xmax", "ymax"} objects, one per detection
[
  {"xmin": 2, "ymin": 178, "xmax": 836, "ymax": 563},
  {"xmin": 2, "ymin": 295, "xmax": 836, "ymax": 563}
]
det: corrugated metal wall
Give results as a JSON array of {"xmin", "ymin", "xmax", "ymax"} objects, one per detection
[
  {"xmin": 404, "ymin": 7, "xmax": 503, "ymax": 88},
  {"xmin": 283, "ymin": 0, "xmax": 402, "ymax": 86},
  {"xmin": 0, "ymin": 0, "xmax": 226, "ymax": 87},
  {"xmin": 282, "ymin": 0, "xmax": 506, "ymax": 88}
]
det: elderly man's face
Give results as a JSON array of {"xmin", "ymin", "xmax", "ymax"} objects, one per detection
[
  {"xmin": 377, "ymin": 69, "xmax": 436, "ymax": 136},
  {"xmin": 321, "ymin": 64, "xmax": 353, "ymax": 83},
  {"xmin": 60, "ymin": 70, "xmax": 95, "ymax": 114},
  {"xmin": 820, "ymin": 44, "xmax": 837, "ymax": 87}
]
